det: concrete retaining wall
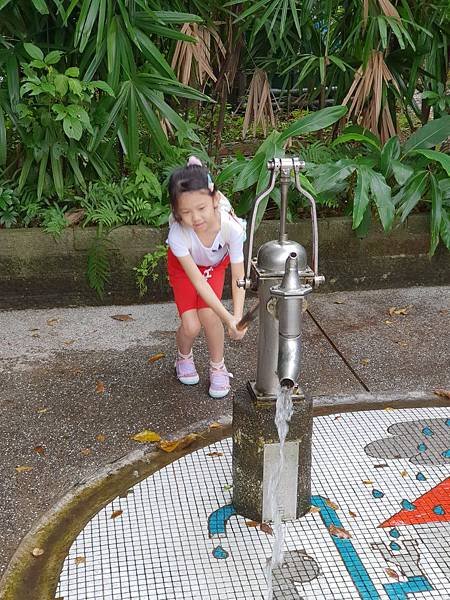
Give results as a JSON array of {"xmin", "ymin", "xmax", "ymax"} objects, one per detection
[{"xmin": 0, "ymin": 214, "xmax": 449, "ymax": 309}]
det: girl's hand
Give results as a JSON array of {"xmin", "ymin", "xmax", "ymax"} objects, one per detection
[{"xmin": 227, "ymin": 316, "xmax": 247, "ymax": 341}]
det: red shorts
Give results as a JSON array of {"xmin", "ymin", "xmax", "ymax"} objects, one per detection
[{"xmin": 167, "ymin": 249, "xmax": 230, "ymax": 316}]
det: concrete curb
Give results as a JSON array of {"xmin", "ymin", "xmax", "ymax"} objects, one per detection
[
  {"xmin": 1, "ymin": 215, "xmax": 449, "ymax": 309},
  {"xmin": 1, "ymin": 390, "xmax": 448, "ymax": 600}
]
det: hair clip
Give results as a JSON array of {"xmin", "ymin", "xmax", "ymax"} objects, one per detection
[
  {"xmin": 207, "ymin": 172, "xmax": 214, "ymax": 192},
  {"xmin": 187, "ymin": 155, "xmax": 203, "ymax": 167}
]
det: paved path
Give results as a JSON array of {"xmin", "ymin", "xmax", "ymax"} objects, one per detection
[{"xmin": 0, "ymin": 287, "xmax": 449, "ymax": 579}]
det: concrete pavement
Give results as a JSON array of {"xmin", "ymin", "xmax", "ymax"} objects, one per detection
[{"xmin": 0, "ymin": 286, "xmax": 449, "ymax": 584}]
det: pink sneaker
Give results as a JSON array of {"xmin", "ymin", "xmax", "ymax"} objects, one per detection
[
  {"xmin": 209, "ymin": 364, "xmax": 233, "ymax": 399},
  {"xmin": 175, "ymin": 355, "xmax": 199, "ymax": 385}
]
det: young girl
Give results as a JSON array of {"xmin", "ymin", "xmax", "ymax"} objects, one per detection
[{"xmin": 167, "ymin": 156, "xmax": 247, "ymax": 398}]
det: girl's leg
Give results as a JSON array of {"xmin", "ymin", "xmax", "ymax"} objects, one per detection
[
  {"xmin": 197, "ymin": 308, "xmax": 224, "ymax": 363},
  {"xmin": 177, "ymin": 309, "xmax": 201, "ymax": 355}
]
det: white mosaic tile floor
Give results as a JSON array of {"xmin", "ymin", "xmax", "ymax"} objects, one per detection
[{"xmin": 56, "ymin": 407, "xmax": 450, "ymax": 599}]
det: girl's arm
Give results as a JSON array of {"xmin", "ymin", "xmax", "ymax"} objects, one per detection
[{"xmin": 230, "ymin": 261, "xmax": 245, "ymax": 320}]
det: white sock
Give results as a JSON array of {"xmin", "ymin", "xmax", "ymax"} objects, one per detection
[
  {"xmin": 178, "ymin": 349, "xmax": 193, "ymax": 360},
  {"xmin": 210, "ymin": 359, "xmax": 225, "ymax": 370}
]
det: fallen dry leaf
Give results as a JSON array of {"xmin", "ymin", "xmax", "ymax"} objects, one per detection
[
  {"xmin": 31, "ymin": 548, "xmax": 44, "ymax": 557},
  {"xmin": 159, "ymin": 433, "xmax": 199, "ymax": 453},
  {"xmin": 439, "ymin": 308, "xmax": 448, "ymax": 315},
  {"xmin": 207, "ymin": 451, "xmax": 223, "ymax": 457},
  {"xmin": 31, "ymin": 333, "xmax": 40, "ymax": 338},
  {"xmin": 362, "ymin": 480, "xmax": 374, "ymax": 485},
  {"xmin": 110, "ymin": 314, "xmax": 135, "ymax": 321},
  {"xmin": 400, "ymin": 470, "xmax": 409, "ymax": 478},
  {"xmin": 325, "ymin": 499, "xmax": 340, "ymax": 510},
  {"xmin": 96, "ymin": 434, "xmax": 106, "ymax": 443},
  {"xmin": 132, "ymin": 430, "xmax": 161, "ymax": 443},
  {"xmin": 334, "ymin": 300, "xmax": 345, "ymax": 304},
  {"xmin": 63, "ymin": 339, "xmax": 75, "ymax": 346},
  {"xmin": 260, "ymin": 523, "xmax": 273, "ymax": 535},
  {"xmin": 349, "ymin": 510, "xmax": 358, "ymax": 518},
  {"xmin": 209, "ymin": 422, "xmax": 222, "ymax": 429},
  {"xmin": 386, "ymin": 568, "xmax": 400, "ymax": 580},
  {"xmin": 245, "ymin": 521, "xmax": 260, "ymax": 528},
  {"xmin": 395, "ymin": 340, "xmax": 408, "ymax": 347},
  {"xmin": 46, "ymin": 318, "xmax": 60, "ymax": 326},
  {"xmin": 95, "ymin": 380, "xmax": 105, "ymax": 394},
  {"xmin": 334, "ymin": 415, "xmax": 342, "ymax": 420},
  {"xmin": 111, "ymin": 510, "xmax": 123, "ymax": 519},
  {"xmin": 15, "ymin": 465, "xmax": 33, "ymax": 473},
  {"xmin": 37, "ymin": 407, "xmax": 48, "ymax": 414},
  {"xmin": 360, "ymin": 358, "xmax": 370, "ymax": 366},
  {"xmin": 80, "ymin": 448, "xmax": 91, "ymax": 456},
  {"xmin": 384, "ymin": 407, "xmax": 395, "ymax": 412},
  {"xmin": 434, "ymin": 389, "xmax": 450, "ymax": 400},
  {"xmin": 388, "ymin": 305, "xmax": 412, "ymax": 317},
  {"xmin": 34, "ymin": 446, "xmax": 46, "ymax": 456},
  {"xmin": 74, "ymin": 556, "xmax": 86, "ymax": 566},
  {"xmin": 223, "ymin": 484, "xmax": 233, "ymax": 491},
  {"xmin": 148, "ymin": 353, "xmax": 165, "ymax": 364},
  {"xmin": 384, "ymin": 319, "xmax": 393, "ymax": 324},
  {"xmin": 309, "ymin": 506, "xmax": 321, "ymax": 514},
  {"xmin": 65, "ymin": 208, "xmax": 86, "ymax": 226},
  {"xmin": 374, "ymin": 463, "xmax": 388, "ymax": 469},
  {"xmin": 329, "ymin": 524, "xmax": 352, "ymax": 539}
]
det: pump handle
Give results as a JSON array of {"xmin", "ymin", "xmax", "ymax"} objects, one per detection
[{"xmin": 236, "ymin": 302, "xmax": 260, "ymax": 331}]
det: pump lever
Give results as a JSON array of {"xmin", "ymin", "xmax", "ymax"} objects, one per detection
[{"xmin": 236, "ymin": 301, "xmax": 260, "ymax": 331}]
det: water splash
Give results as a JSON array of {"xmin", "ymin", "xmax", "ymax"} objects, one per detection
[{"xmin": 265, "ymin": 385, "xmax": 294, "ymax": 600}]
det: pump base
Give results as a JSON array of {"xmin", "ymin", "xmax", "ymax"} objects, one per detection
[{"xmin": 232, "ymin": 385, "xmax": 313, "ymax": 523}]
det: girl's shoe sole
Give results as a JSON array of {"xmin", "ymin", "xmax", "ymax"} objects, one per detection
[{"xmin": 178, "ymin": 375, "xmax": 200, "ymax": 385}]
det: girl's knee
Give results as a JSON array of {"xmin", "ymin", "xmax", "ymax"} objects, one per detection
[
  {"xmin": 198, "ymin": 308, "xmax": 222, "ymax": 329},
  {"xmin": 181, "ymin": 311, "xmax": 201, "ymax": 338}
]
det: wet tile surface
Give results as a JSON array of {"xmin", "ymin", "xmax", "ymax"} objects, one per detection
[{"xmin": 57, "ymin": 407, "xmax": 450, "ymax": 599}]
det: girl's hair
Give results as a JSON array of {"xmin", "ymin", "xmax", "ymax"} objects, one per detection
[{"xmin": 168, "ymin": 161, "xmax": 215, "ymax": 222}]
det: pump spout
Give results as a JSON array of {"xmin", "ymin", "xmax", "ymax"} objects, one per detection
[{"xmin": 271, "ymin": 253, "xmax": 312, "ymax": 389}]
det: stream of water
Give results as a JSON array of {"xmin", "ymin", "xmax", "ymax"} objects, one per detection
[{"xmin": 265, "ymin": 384, "xmax": 294, "ymax": 600}]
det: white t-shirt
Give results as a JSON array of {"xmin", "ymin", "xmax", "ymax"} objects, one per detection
[{"xmin": 167, "ymin": 211, "xmax": 245, "ymax": 267}]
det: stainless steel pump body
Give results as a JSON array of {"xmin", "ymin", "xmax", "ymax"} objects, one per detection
[{"xmin": 232, "ymin": 157, "xmax": 324, "ymax": 522}]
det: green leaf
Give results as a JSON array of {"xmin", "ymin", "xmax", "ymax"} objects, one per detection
[
  {"xmin": 45, "ymin": 50, "xmax": 62, "ymax": 65},
  {"xmin": 89, "ymin": 80, "xmax": 115, "ymax": 96},
  {"xmin": 429, "ymin": 174, "xmax": 442, "ymax": 255},
  {"xmin": 398, "ymin": 171, "xmax": 428, "ymax": 222},
  {"xmin": 68, "ymin": 78, "xmax": 83, "ymax": 97},
  {"xmin": 31, "ymin": 0, "xmax": 49, "ymax": 14},
  {"xmin": 215, "ymin": 158, "xmax": 246, "ymax": 186},
  {"xmin": 50, "ymin": 145, "xmax": 64, "ymax": 199},
  {"xmin": 54, "ymin": 74, "xmax": 69, "ymax": 96},
  {"xmin": 65, "ymin": 67, "xmax": 80, "ymax": 77},
  {"xmin": 37, "ymin": 147, "xmax": 49, "ymax": 201},
  {"xmin": 411, "ymin": 149, "xmax": 450, "ymax": 176},
  {"xmin": 380, "ymin": 136, "xmax": 400, "ymax": 177},
  {"xmin": 63, "ymin": 115, "xmax": 83, "ymax": 140},
  {"xmin": 18, "ymin": 154, "xmax": 33, "ymax": 192},
  {"xmin": 353, "ymin": 165, "xmax": 371, "ymax": 229},
  {"xmin": 440, "ymin": 209, "xmax": 450, "ymax": 250},
  {"xmin": 24, "ymin": 43, "xmax": 44, "ymax": 61},
  {"xmin": 403, "ymin": 115, "xmax": 450, "ymax": 155},
  {"xmin": 368, "ymin": 170, "xmax": 394, "ymax": 231},
  {"xmin": 234, "ymin": 153, "xmax": 265, "ymax": 192},
  {"xmin": 332, "ymin": 132, "xmax": 380, "ymax": 151},
  {"xmin": 134, "ymin": 29, "xmax": 174, "ymax": 80},
  {"xmin": 391, "ymin": 160, "xmax": 414, "ymax": 186},
  {"xmin": 0, "ymin": 105, "xmax": 6, "ymax": 165},
  {"xmin": 311, "ymin": 159, "xmax": 357, "ymax": 193},
  {"xmin": 279, "ymin": 106, "xmax": 347, "ymax": 143}
]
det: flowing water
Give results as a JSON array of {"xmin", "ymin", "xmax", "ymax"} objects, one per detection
[{"xmin": 265, "ymin": 385, "xmax": 294, "ymax": 600}]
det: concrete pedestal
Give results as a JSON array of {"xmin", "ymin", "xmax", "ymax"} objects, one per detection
[{"xmin": 232, "ymin": 385, "xmax": 313, "ymax": 522}]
